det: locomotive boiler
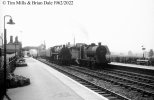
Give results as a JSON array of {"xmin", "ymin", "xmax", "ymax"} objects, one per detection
[{"xmin": 85, "ymin": 42, "xmax": 110, "ymax": 65}]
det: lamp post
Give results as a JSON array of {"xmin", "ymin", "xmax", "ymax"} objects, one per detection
[
  {"xmin": 0, "ymin": 33, "xmax": 3, "ymax": 69},
  {"xmin": 15, "ymin": 41, "xmax": 16, "ymax": 57},
  {"xmin": 142, "ymin": 45, "xmax": 146, "ymax": 59},
  {"xmin": 0, "ymin": 33, "xmax": 3, "ymax": 48},
  {"xmin": 37, "ymin": 48, "xmax": 38, "ymax": 59},
  {"xmin": 4, "ymin": 15, "xmax": 15, "ymax": 99}
]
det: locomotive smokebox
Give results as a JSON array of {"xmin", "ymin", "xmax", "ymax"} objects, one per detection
[{"xmin": 86, "ymin": 44, "xmax": 109, "ymax": 64}]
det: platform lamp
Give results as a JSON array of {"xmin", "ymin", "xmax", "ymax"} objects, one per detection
[
  {"xmin": 142, "ymin": 45, "xmax": 146, "ymax": 59},
  {"xmin": 0, "ymin": 33, "xmax": 3, "ymax": 48},
  {"xmin": 15, "ymin": 38, "xmax": 17, "ymax": 57},
  {"xmin": 4, "ymin": 15, "xmax": 15, "ymax": 100}
]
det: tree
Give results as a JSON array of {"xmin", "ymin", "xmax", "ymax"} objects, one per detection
[{"xmin": 148, "ymin": 49, "xmax": 154, "ymax": 58}]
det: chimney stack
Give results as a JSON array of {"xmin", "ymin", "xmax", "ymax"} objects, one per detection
[
  {"xmin": 10, "ymin": 36, "xmax": 13, "ymax": 43},
  {"xmin": 68, "ymin": 42, "xmax": 70, "ymax": 46},
  {"xmin": 15, "ymin": 36, "xmax": 18, "ymax": 43}
]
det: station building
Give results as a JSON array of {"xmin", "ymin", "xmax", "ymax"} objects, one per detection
[
  {"xmin": 0, "ymin": 36, "xmax": 22, "ymax": 56},
  {"xmin": 6, "ymin": 36, "xmax": 22, "ymax": 56}
]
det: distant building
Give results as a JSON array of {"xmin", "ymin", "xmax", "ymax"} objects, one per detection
[{"xmin": 6, "ymin": 36, "xmax": 22, "ymax": 55}]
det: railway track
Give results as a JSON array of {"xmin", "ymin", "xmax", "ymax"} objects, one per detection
[
  {"xmin": 39, "ymin": 59, "xmax": 130, "ymax": 100},
  {"xmin": 74, "ymin": 65, "xmax": 154, "ymax": 86},
  {"xmin": 102, "ymin": 68, "xmax": 154, "ymax": 85},
  {"xmin": 69, "ymin": 65, "xmax": 154, "ymax": 97}
]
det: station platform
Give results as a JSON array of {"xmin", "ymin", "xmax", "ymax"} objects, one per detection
[
  {"xmin": 4, "ymin": 57, "xmax": 107, "ymax": 100},
  {"xmin": 110, "ymin": 62, "xmax": 154, "ymax": 70},
  {"xmin": 109, "ymin": 62, "xmax": 154, "ymax": 76}
]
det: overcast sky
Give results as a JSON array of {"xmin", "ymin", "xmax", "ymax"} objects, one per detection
[{"xmin": 0, "ymin": 0, "xmax": 154, "ymax": 54}]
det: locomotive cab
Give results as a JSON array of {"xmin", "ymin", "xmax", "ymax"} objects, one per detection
[{"xmin": 59, "ymin": 45, "xmax": 72, "ymax": 65}]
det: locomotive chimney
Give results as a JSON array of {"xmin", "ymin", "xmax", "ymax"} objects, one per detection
[
  {"xmin": 10, "ymin": 36, "xmax": 13, "ymax": 43},
  {"xmin": 98, "ymin": 42, "xmax": 101, "ymax": 46},
  {"xmin": 63, "ymin": 45, "xmax": 65, "ymax": 48}
]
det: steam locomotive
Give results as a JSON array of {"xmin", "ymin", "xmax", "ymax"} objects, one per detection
[{"xmin": 38, "ymin": 42, "xmax": 111, "ymax": 68}]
